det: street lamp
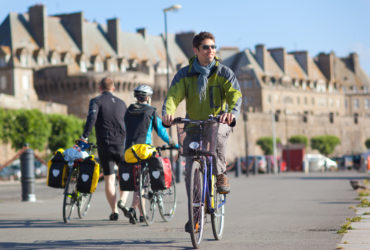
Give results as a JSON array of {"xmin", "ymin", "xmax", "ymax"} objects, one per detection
[
  {"xmin": 163, "ymin": 4, "xmax": 182, "ymax": 182},
  {"xmin": 163, "ymin": 4, "xmax": 182, "ymax": 88}
]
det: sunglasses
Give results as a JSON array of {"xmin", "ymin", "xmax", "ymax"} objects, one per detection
[{"xmin": 201, "ymin": 44, "xmax": 217, "ymax": 50}]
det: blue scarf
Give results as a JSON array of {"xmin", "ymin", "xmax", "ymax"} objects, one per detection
[{"xmin": 192, "ymin": 58, "xmax": 216, "ymax": 102}]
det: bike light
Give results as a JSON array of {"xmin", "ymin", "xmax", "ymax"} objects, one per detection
[{"xmin": 189, "ymin": 141, "xmax": 200, "ymax": 150}]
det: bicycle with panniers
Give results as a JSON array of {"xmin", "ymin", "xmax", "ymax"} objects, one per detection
[
  {"xmin": 62, "ymin": 140, "xmax": 99, "ymax": 223},
  {"xmin": 119, "ymin": 144, "xmax": 177, "ymax": 225},
  {"xmin": 171, "ymin": 115, "xmax": 229, "ymax": 249}
]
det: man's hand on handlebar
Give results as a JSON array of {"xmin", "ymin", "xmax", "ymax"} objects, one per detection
[
  {"xmin": 163, "ymin": 114, "xmax": 173, "ymax": 127},
  {"xmin": 219, "ymin": 113, "xmax": 235, "ymax": 126}
]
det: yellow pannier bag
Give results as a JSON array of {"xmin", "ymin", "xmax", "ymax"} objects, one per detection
[
  {"xmin": 47, "ymin": 148, "xmax": 68, "ymax": 188},
  {"xmin": 76, "ymin": 155, "xmax": 100, "ymax": 193},
  {"xmin": 124, "ymin": 144, "xmax": 157, "ymax": 163}
]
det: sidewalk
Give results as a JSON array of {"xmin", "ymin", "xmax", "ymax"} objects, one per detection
[{"xmin": 337, "ymin": 185, "xmax": 370, "ymax": 249}]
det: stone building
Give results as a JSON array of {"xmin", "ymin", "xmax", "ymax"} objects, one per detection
[{"xmin": 1, "ymin": 4, "xmax": 370, "ymax": 164}]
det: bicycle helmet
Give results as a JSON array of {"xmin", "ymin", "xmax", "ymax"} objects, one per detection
[{"xmin": 134, "ymin": 85, "xmax": 153, "ymax": 99}]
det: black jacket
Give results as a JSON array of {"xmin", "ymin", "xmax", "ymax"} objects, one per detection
[
  {"xmin": 83, "ymin": 91, "xmax": 127, "ymax": 146},
  {"xmin": 124, "ymin": 103, "xmax": 170, "ymax": 149}
]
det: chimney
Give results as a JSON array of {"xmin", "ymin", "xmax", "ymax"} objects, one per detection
[
  {"xmin": 291, "ymin": 51, "xmax": 309, "ymax": 76},
  {"xmin": 350, "ymin": 52, "xmax": 359, "ymax": 73},
  {"xmin": 175, "ymin": 31, "xmax": 196, "ymax": 59},
  {"xmin": 316, "ymin": 52, "xmax": 334, "ymax": 81},
  {"xmin": 57, "ymin": 12, "xmax": 84, "ymax": 52},
  {"xmin": 107, "ymin": 18, "xmax": 121, "ymax": 55},
  {"xmin": 29, "ymin": 5, "xmax": 48, "ymax": 51},
  {"xmin": 268, "ymin": 47, "xmax": 286, "ymax": 72},
  {"xmin": 136, "ymin": 28, "xmax": 147, "ymax": 39},
  {"xmin": 255, "ymin": 44, "xmax": 266, "ymax": 70}
]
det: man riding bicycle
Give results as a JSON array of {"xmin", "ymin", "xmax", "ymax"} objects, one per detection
[
  {"xmin": 120, "ymin": 84, "xmax": 176, "ymax": 224},
  {"xmin": 162, "ymin": 31, "xmax": 242, "ymax": 196}
]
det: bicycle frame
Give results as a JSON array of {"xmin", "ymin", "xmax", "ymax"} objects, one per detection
[{"xmin": 200, "ymin": 156, "xmax": 226, "ymax": 214}]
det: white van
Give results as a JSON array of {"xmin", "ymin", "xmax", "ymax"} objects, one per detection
[{"xmin": 303, "ymin": 154, "xmax": 338, "ymax": 172}]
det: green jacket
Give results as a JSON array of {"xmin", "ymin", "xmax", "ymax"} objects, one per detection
[{"xmin": 162, "ymin": 56, "xmax": 242, "ymax": 120}]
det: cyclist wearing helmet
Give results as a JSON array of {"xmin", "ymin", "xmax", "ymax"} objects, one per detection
[{"xmin": 118, "ymin": 84, "xmax": 176, "ymax": 224}]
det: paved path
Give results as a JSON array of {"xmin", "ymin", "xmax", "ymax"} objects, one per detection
[{"xmin": 0, "ymin": 171, "xmax": 367, "ymax": 249}]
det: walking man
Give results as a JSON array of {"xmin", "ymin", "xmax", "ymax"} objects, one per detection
[{"xmin": 80, "ymin": 77, "xmax": 129, "ymax": 221}]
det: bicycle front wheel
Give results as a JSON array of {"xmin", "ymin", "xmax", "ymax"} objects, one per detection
[
  {"xmin": 139, "ymin": 167, "xmax": 155, "ymax": 225},
  {"xmin": 63, "ymin": 169, "xmax": 78, "ymax": 223},
  {"xmin": 188, "ymin": 160, "xmax": 205, "ymax": 249},
  {"xmin": 159, "ymin": 172, "xmax": 176, "ymax": 222},
  {"xmin": 77, "ymin": 192, "xmax": 92, "ymax": 219},
  {"xmin": 211, "ymin": 175, "xmax": 225, "ymax": 240}
]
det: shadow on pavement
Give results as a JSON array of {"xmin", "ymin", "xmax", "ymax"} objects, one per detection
[
  {"xmin": 282, "ymin": 176, "xmax": 367, "ymax": 180},
  {"xmin": 0, "ymin": 239, "xmax": 191, "ymax": 249}
]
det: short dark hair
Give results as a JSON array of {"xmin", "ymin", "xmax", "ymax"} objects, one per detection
[
  {"xmin": 192, "ymin": 31, "xmax": 215, "ymax": 49},
  {"xmin": 100, "ymin": 77, "xmax": 115, "ymax": 91}
]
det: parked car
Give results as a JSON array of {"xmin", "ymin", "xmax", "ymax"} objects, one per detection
[
  {"xmin": 304, "ymin": 154, "xmax": 338, "ymax": 172},
  {"xmin": 247, "ymin": 155, "xmax": 267, "ymax": 173},
  {"xmin": 0, "ymin": 159, "xmax": 47, "ymax": 180}
]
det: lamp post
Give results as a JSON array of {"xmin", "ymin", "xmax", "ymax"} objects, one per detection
[{"xmin": 163, "ymin": 4, "xmax": 182, "ymax": 182}]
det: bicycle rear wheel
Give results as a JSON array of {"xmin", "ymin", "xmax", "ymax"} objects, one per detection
[
  {"xmin": 63, "ymin": 168, "xmax": 78, "ymax": 223},
  {"xmin": 159, "ymin": 172, "xmax": 176, "ymax": 222},
  {"xmin": 211, "ymin": 175, "xmax": 225, "ymax": 240},
  {"xmin": 188, "ymin": 160, "xmax": 205, "ymax": 249},
  {"xmin": 139, "ymin": 167, "xmax": 155, "ymax": 225},
  {"xmin": 77, "ymin": 192, "xmax": 92, "ymax": 219}
]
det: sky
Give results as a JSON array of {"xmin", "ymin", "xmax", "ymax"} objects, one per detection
[{"xmin": 1, "ymin": 0, "xmax": 370, "ymax": 76}]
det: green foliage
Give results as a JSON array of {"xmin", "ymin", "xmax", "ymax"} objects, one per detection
[
  {"xmin": 256, "ymin": 136, "xmax": 281, "ymax": 155},
  {"xmin": 310, "ymin": 135, "xmax": 341, "ymax": 156},
  {"xmin": 48, "ymin": 114, "xmax": 84, "ymax": 152},
  {"xmin": 365, "ymin": 138, "xmax": 370, "ymax": 149},
  {"xmin": 8, "ymin": 109, "xmax": 51, "ymax": 151},
  {"xmin": 288, "ymin": 135, "xmax": 308, "ymax": 148}
]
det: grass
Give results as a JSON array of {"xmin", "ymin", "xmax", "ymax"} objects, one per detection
[
  {"xmin": 337, "ymin": 221, "xmax": 352, "ymax": 234},
  {"xmin": 347, "ymin": 216, "xmax": 361, "ymax": 222},
  {"xmin": 363, "ymin": 212, "xmax": 370, "ymax": 215},
  {"xmin": 357, "ymin": 199, "xmax": 370, "ymax": 208},
  {"xmin": 358, "ymin": 190, "xmax": 370, "ymax": 197}
]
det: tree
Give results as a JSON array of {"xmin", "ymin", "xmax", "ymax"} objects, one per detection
[
  {"xmin": 310, "ymin": 135, "xmax": 341, "ymax": 156},
  {"xmin": 256, "ymin": 136, "xmax": 281, "ymax": 155},
  {"xmin": 8, "ymin": 109, "xmax": 51, "ymax": 151},
  {"xmin": 365, "ymin": 139, "xmax": 370, "ymax": 150},
  {"xmin": 288, "ymin": 135, "xmax": 308, "ymax": 148},
  {"xmin": 48, "ymin": 114, "xmax": 84, "ymax": 152}
]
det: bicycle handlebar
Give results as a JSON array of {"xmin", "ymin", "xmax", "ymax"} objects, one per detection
[{"xmin": 170, "ymin": 115, "xmax": 236, "ymax": 127}]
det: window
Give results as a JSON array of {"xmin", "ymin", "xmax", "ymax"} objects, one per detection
[
  {"xmin": 304, "ymin": 97, "xmax": 308, "ymax": 105},
  {"xmin": 344, "ymin": 99, "xmax": 348, "ymax": 108},
  {"xmin": 22, "ymin": 75, "xmax": 29, "ymax": 90},
  {"xmin": 353, "ymin": 85, "xmax": 358, "ymax": 93},
  {"xmin": 365, "ymin": 99, "xmax": 370, "ymax": 109},
  {"xmin": 364, "ymin": 86, "xmax": 368, "ymax": 93},
  {"xmin": 297, "ymin": 96, "xmax": 300, "ymax": 104},
  {"xmin": 96, "ymin": 62, "xmax": 104, "ymax": 72},
  {"xmin": 311, "ymin": 97, "xmax": 315, "ymax": 105},
  {"xmin": 80, "ymin": 61, "xmax": 87, "ymax": 73},
  {"xmin": 0, "ymin": 75, "xmax": 6, "ymax": 90},
  {"xmin": 20, "ymin": 54, "xmax": 28, "ymax": 67},
  {"xmin": 353, "ymin": 99, "xmax": 359, "ymax": 109}
]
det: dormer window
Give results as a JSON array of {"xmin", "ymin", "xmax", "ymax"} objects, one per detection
[
  {"xmin": 91, "ymin": 55, "xmax": 104, "ymax": 72},
  {"xmin": 48, "ymin": 51, "xmax": 60, "ymax": 65},
  {"xmin": 76, "ymin": 54, "xmax": 88, "ymax": 73}
]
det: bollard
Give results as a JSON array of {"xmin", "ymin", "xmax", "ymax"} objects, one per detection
[
  {"xmin": 235, "ymin": 157, "xmax": 241, "ymax": 177},
  {"xmin": 175, "ymin": 156, "xmax": 182, "ymax": 183},
  {"xmin": 20, "ymin": 148, "xmax": 36, "ymax": 202},
  {"xmin": 245, "ymin": 157, "xmax": 249, "ymax": 177},
  {"xmin": 253, "ymin": 158, "xmax": 258, "ymax": 175}
]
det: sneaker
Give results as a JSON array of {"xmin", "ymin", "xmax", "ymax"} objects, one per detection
[
  {"xmin": 117, "ymin": 200, "xmax": 130, "ymax": 218},
  {"xmin": 139, "ymin": 215, "xmax": 147, "ymax": 223},
  {"xmin": 216, "ymin": 174, "xmax": 230, "ymax": 194},
  {"xmin": 109, "ymin": 212, "xmax": 119, "ymax": 221},
  {"xmin": 128, "ymin": 208, "xmax": 137, "ymax": 224},
  {"xmin": 184, "ymin": 221, "xmax": 199, "ymax": 233},
  {"xmin": 184, "ymin": 221, "xmax": 191, "ymax": 233}
]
